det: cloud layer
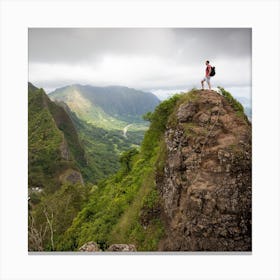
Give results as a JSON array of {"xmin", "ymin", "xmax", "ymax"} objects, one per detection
[{"xmin": 29, "ymin": 28, "xmax": 252, "ymax": 93}]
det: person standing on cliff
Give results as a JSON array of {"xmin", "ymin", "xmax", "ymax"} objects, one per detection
[{"xmin": 201, "ymin": 60, "xmax": 212, "ymax": 90}]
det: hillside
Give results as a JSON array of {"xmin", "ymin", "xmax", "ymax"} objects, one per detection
[
  {"xmin": 56, "ymin": 88, "xmax": 251, "ymax": 252},
  {"xmin": 28, "ymin": 83, "xmax": 85, "ymax": 197},
  {"xmin": 49, "ymin": 84, "xmax": 160, "ymax": 130},
  {"xmin": 55, "ymin": 100, "xmax": 149, "ymax": 183},
  {"xmin": 28, "ymin": 83, "xmax": 92, "ymax": 251},
  {"xmin": 28, "ymin": 82, "xmax": 161, "ymax": 251}
]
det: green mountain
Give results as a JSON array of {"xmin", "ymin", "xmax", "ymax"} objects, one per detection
[
  {"xmin": 47, "ymin": 84, "xmax": 161, "ymax": 183},
  {"xmin": 56, "ymin": 88, "xmax": 251, "ymax": 252},
  {"xmin": 28, "ymin": 83, "xmax": 86, "ymax": 197},
  {"xmin": 28, "ymin": 83, "xmax": 96, "ymax": 251},
  {"xmin": 49, "ymin": 84, "xmax": 160, "ymax": 130},
  {"xmin": 28, "ymin": 82, "xmax": 160, "ymax": 251}
]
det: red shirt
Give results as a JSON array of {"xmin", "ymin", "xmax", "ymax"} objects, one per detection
[{"xmin": 206, "ymin": 64, "xmax": 212, "ymax": 76}]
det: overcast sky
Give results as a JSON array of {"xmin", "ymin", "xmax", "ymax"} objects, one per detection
[{"xmin": 29, "ymin": 28, "xmax": 251, "ymax": 99}]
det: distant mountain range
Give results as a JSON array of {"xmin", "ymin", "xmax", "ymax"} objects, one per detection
[{"xmin": 49, "ymin": 84, "xmax": 160, "ymax": 130}]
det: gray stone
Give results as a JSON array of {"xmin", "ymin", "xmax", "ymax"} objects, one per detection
[
  {"xmin": 78, "ymin": 241, "xmax": 100, "ymax": 252},
  {"xmin": 107, "ymin": 244, "xmax": 137, "ymax": 252}
]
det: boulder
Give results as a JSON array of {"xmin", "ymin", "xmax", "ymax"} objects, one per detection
[
  {"xmin": 107, "ymin": 244, "xmax": 136, "ymax": 252},
  {"xmin": 78, "ymin": 241, "xmax": 100, "ymax": 252}
]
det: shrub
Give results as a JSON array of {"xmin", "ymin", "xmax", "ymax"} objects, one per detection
[{"xmin": 218, "ymin": 86, "xmax": 244, "ymax": 115}]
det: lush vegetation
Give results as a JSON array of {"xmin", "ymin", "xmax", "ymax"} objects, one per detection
[
  {"xmin": 28, "ymin": 182, "xmax": 92, "ymax": 251},
  {"xmin": 57, "ymin": 101, "xmax": 147, "ymax": 183},
  {"xmin": 28, "ymin": 85, "xmax": 82, "ymax": 195},
  {"xmin": 28, "ymin": 83, "xmax": 93, "ymax": 251},
  {"xmin": 28, "ymin": 82, "xmax": 164, "ymax": 251},
  {"xmin": 218, "ymin": 86, "xmax": 246, "ymax": 118},
  {"xmin": 55, "ymin": 93, "xmax": 188, "ymax": 251},
  {"xmin": 141, "ymin": 94, "xmax": 182, "ymax": 158}
]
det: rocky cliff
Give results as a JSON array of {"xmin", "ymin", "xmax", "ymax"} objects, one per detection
[{"xmin": 157, "ymin": 89, "xmax": 251, "ymax": 251}]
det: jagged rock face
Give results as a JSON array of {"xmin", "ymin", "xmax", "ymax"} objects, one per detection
[
  {"xmin": 60, "ymin": 136, "xmax": 70, "ymax": 160},
  {"xmin": 157, "ymin": 90, "xmax": 251, "ymax": 251}
]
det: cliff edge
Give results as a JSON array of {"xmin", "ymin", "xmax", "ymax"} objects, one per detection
[{"xmin": 157, "ymin": 89, "xmax": 251, "ymax": 251}]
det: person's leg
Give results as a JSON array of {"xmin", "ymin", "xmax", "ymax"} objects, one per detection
[
  {"xmin": 201, "ymin": 78, "xmax": 205, "ymax": 90},
  {"xmin": 201, "ymin": 80, "xmax": 204, "ymax": 89},
  {"xmin": 207, "ymin": 77, "xmax": 211, "ymax": 90}
]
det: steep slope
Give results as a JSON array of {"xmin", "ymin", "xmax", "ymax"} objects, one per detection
[
  {"xmin": 56, "ymin": 94, "xmax": 180, "ymax": 251},
  {"xmin": 55, "ymin": 100, "xmax": 148, "ymax": 183},
  {"xmin": 28, "ymin": 83, "xmax": 93, "ymax": 251},
  {"xmin": 59, "ymin": 88, "xmax": 251, "ymax": 252},
  {"xmin": 28, "ymin": 83, "xmax": 85, "ymax": 197},
  {"xmin": 48, "ymin": 84, "xmax": 160, "ymax": 130}
]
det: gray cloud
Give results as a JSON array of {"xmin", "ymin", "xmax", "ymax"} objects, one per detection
[
  {"xmin": 29, "ymin": 28, "xmax": 251, "ymax": 93},
  {"xmin": 29, "ymin": 28, "xmax": 251, "ymax": 63}
]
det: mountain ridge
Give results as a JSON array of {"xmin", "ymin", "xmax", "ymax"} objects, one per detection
[
  {"xmin": 48, "ymin": 84, "xmax": 160, "ymax": 130},
  {"xmin": 28, "ymin": 82, "xmax": 86, "ymax": 199}
]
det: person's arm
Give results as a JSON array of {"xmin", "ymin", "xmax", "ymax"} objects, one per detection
[{"xmin": 207, "ymin": 65, "xmax": 211, "ymax": 77}]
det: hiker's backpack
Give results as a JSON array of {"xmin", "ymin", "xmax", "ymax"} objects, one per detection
[{"xmin": 210, "ymin": 66, "xmax": 216, "ymax": 77}]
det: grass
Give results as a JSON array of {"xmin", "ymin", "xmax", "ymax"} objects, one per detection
[
  {"xmin": 108, "ymin": 164, "xmax": 156, "ymax": 244},
  {"xmin": 218, "ymin": 86, "xmax": 244, "ymax": 114}
]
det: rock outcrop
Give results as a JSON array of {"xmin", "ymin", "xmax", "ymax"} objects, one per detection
[
  {"xmin": 78, "ymin": 241, "xmax": 100, "ymax": 252},
  {"xmin": 107, "ymin": 244, "xmax": 137, "ymax": 252},
  {"xmin": 59, "ymin": 168, "xmax": 84, "ymax": 185},
  {"xmin": 60, "ymin": 136, "xmax": 71, "ymax": 160},
  {"xmin": 78, "ymin": 242, "xmax": 137, "ymax": 252},
  {"xmin": 157, "ymin": 90, "xmax": 251, "ymax": 251}
]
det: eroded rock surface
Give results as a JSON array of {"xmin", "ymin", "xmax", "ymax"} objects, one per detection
[
  {"xmin": 157, "ymin": 90, "xmax": 251, "ymax": 251},
  {"xmin": 107, "ymin": 244, "xmax": 137, "ymax": 252},
  {"xmin": 59, "ymin": 168, "xmax": 84, "ymax": 185},
  {"xmin": 78, "ymin": 241, "xmax": 100, "ymax": 252}
]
